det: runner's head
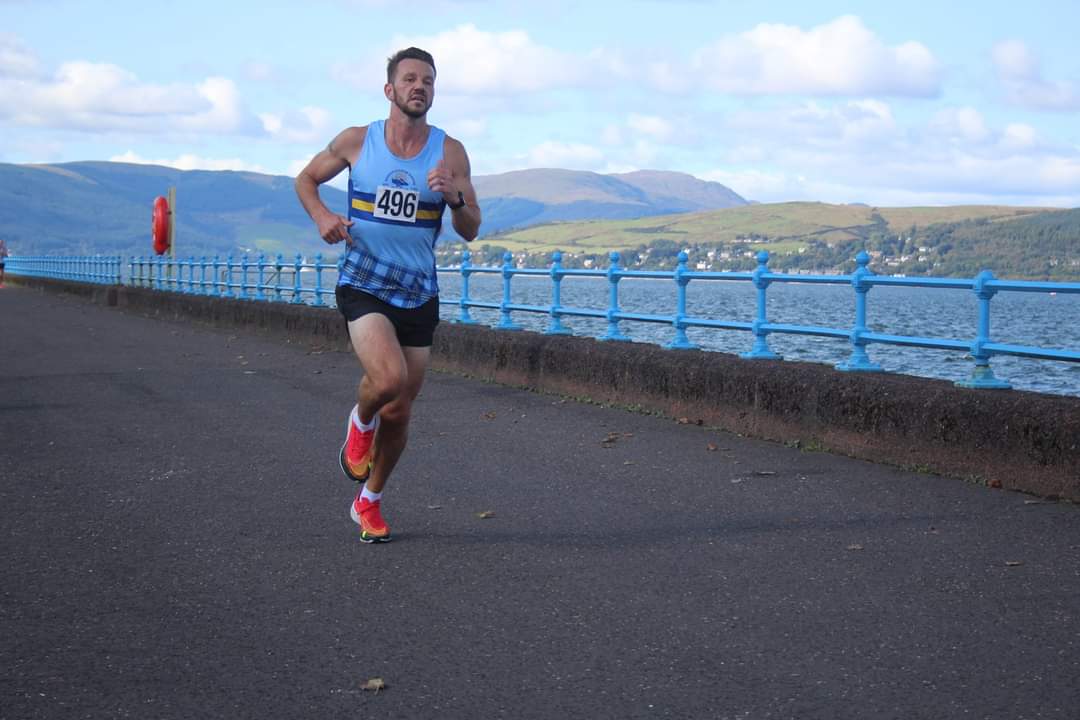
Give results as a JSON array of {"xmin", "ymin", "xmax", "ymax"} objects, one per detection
[{"xmin": 386, "ymin": 47, "xmax": 436, "ymax": 119}]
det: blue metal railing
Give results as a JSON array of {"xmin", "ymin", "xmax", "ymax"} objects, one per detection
[
  {"xmin": 125, "ymin": 253, "xmax": 339, "ymax": 306},
  {"xmin": 437, "ymin": 249, "xmax": 1080, "ymax": 390},
  {"xmin": 6, "ymin": 255, "xmax": 123, "ymax": 285},
  {"xmin": 7, "ymin": 250, "xmax": 1080, "ymax": 391}
]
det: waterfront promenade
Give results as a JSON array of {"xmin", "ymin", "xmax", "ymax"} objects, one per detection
[{"xmin": 2, "ymin": 285, "xmax": 1078, "ymax": 719}]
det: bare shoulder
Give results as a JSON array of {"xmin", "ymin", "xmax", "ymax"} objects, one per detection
[
  {"xmin": 329, "ymin": 125, "xmax": 369, "ymax": 164},
  {"xmin": 442, "ymin": 134, "xmax": 472, "ymax": 176}
]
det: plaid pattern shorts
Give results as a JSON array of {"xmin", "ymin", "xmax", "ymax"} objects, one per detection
[{"xmin": 337, "ymin": 245, "xmax": 438, "ymax": 309}]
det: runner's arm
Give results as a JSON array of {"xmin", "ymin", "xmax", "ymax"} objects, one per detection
[
  {"xmin": 437, "ymin": 137, "xmax": 481, "ymax": 242},
  {"xmin": 295, "ymin": 127, "xmax": 365, "ymax": 244}
]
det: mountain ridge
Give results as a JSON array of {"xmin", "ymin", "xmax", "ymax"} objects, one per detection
[{"xmin": 0, "ymin": 162, "xmax": 747, "ymax": 256}]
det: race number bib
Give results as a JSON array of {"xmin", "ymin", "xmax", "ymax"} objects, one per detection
[{"xmin": 373, "ymin": 185, "xmax": 419, "ymax": 223}]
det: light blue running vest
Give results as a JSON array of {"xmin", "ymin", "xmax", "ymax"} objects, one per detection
[{"xmin": 338, "ymin": 119, "xmax": 447, "ymax": 306}]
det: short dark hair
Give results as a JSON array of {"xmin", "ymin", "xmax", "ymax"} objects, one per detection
[{"xmin": 387, "ymin": 47, "xmax": 436, "ymax": 83}]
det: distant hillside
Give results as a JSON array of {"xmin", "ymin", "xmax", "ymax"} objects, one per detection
[
  {"xmin": 0, "ymin": 161, "xmax": 345, "ymax": 258},
  {"xmin": 465, "ymin": 168, "xmax": 747, "ymax": 240},
  {"xmin": 0, "ymin": 162, "xmax": 746, "ymax": 256},
  {"xmin": 451, "ymin": 201, "xmax": 1077, "ymax": 280},
  {"xmin": 479, "ymin": 202, "xmax": 1051, "ymax": 253}
]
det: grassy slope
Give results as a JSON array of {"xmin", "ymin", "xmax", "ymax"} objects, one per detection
[{"xmin": 484, "ymin": 202, "xmax": 1054, "ymax": 254}]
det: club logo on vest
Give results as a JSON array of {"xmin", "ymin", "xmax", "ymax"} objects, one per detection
[{"xmin": 385, "ymin": 170, "xmax": 415, "ymax": 189}]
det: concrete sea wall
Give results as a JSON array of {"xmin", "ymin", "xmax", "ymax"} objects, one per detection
[{"xmin": 13, "ymin": 276, "xmax": 1079, "ymax": 501}]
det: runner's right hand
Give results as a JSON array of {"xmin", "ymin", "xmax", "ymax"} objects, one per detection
[{"xmin": 317, "ymin": 213, "xmax": 354, "ymax": 245}]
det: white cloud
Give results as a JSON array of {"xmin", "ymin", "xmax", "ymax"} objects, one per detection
[
  {"xmin": 1000, "ymin": 123, "xmax": 1037, "ymax": 150},
  {"xmin": 110, "ymin": 151, "xmax": 271, "ymax": 173},
  {"xmin": 600, "ymin": 124, "xmax": 624, "ymax": 146},
  {"xmin": 702, "ymin": 98, "xmax": 1080, "ymax": 205},
  {"xmin": 701, "ymin": 168, "xmax": 805, "ymax": 201},
  {"xmin": 928, "ymin": 107, "xmax": 991, "ymax": 143},
  {"xmin": 726, "ymin": 99, "xmax": 897, "ymax": 150},
  {"xmin": 389, "ymin": 24, "xmax": 580, "ymax": 95},
  {"xmin": 0, "ymin": 32, "xmax": 39, "ymax": 78},
  {"xmin": 627, "ymin": 113, "xmax": 673, "ymax": 142},
  {"xmin": 259, "ymin": 106, "xmax": 333, "ymax": 143},
  {"xmin": 522, "ymin": 141, "xmax": 605, "ymax": 169},
  {"xmin": 444, "ymin": 117, "xmax": 488, "ymax": 139},
  {"xmin": 658, "ymin": 15, "xmax": 940, "ymax": 97},
  {"xmin": 241, "ymin": 61, "xmax": 277, "ymax": 83},
  {"xmin": 0, "ymin": 36, "xmax": 296, "ymax": 137},
  {"xmin": 333, "ymin": 24, "xmax": 625, "ymax": 97},
  {"xmin": 0, "ymin": 56, "xmax": 261, "ymax": 134},
  {"xmin": 992, "ymin": 39, "xmax": 1080, "ymax": 111}
]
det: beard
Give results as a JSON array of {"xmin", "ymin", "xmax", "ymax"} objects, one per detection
[{"xmin": 393, "ymin": 89, "xmax": 431, "ymax": 119}]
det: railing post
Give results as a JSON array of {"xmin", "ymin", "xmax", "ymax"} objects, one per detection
[
  {"xmin": 457, "ymin": 250, "xmax": 477, "ymax": 324},
  {"xmin": 291, "ymin": 253, "xmax": 304, "ymax": 304},
  {"xmin": 255, "ymin": 253, "xmax": 267, "ymax": 301},
  {"xmin": 956, "ymin": 270, "xmax": 1011, "ymax": 389},
  {"xmin": 274, "ymin": 253, "xmax": 284, "ymax": 303},
  {"xmin": 666, "ymin": 251, "xmax": 697, "ymax": 349},
  {"xmin": 312, "ymin": 253, "xmax": 326, "ymax": 306},
  {"xmin": 239, "ymin": 254, "xmax": 250, "ymax": 300},
  {"xmin": 545, "ymin": 250, "xmax": 572, "ymax": 335},
  {"xmin": 600, "ymin": 251, "xmax": 630, "ymax": 341},
  {"xmin": 741, "ymin": 250, "xmax": 780, "ymax": 359},
  {"xmin": 837, "ymin": 251, "xmax": 883, "ymax": 372},
  {"xmin": 497, "ymin": 251, "xmax": 522, "ymax": 330},
  {"xmin": 222, "ymin": 254, "xmax": 234, "ymax": 298}
]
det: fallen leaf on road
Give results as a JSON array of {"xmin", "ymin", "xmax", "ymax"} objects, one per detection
[
  {"xmin": 483, "ymin": 411, "xmax": 497, "ymax": 420},
  {"xmin": 847, "ymin": 544, "xmax": 864, "ymax": 551},
  {"xmin": 1005, "ymin": 561, "xmax": 1024, "ymax": 567},
  {"xmin": 361, "ymin": 678, "xmax": 387, "ymax": 692},
  {"xmin": 677, "ymin": 417, "xmax": 690, "ymax": 424},
  {"xmin": 623, "ymin": 460, "xmax": 635, "ymax": 465},
  {"xmin": 754, "ymin": 471, "xmax": 777, "ymax": 476},
  {"xmin": 988, "ymin": 479, "xmax": 1003, "ymax": 489},
  {"xmin": 427, "ymin": 505, "xmax": 442, "ymax": 510},
  {"xmin": 477, "ymin": 511, "xmax": 495, "ymax": 519}
]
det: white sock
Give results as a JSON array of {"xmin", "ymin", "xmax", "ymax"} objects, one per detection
[
  {"xmin": 351, "ymin": 405, "xmax": 378, "ymax": 432},
  {"xmin": 360, "ymin": 486, "xmax": 382, "ymax": 504}
]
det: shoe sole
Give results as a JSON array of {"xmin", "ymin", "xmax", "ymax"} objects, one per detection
[
  {"xmin": 350, "ymin": 502, "xmax": 392, "ymax": 543},
  {"xmin": 339, "ymin": 443, "xmax": 372, "ymax": 483},
  {"xmin": 339, "ymin": 413, "xmax": 376, "ymax": 483}
]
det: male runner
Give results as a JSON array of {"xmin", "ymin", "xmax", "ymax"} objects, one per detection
[
  {"xmin": 295, "ymin": 47, "xmax": 480, "ymax": 543},
  {"xmin": 0, "ymin": 239, "xmax": 8, "ymax": 287}
]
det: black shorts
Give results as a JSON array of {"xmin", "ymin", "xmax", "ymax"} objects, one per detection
[{"xmin": 335, "ymin": 285, "xmax": 440, "ymax": 348}]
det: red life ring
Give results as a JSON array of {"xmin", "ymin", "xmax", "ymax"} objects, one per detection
[{"xmin": 152, "ymin": 196, "xmax": 171, "ymax": 255}]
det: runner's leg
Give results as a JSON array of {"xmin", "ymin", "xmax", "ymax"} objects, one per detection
[{"xmin": 365, "ymin": 345, "xmax": 430, "ymax": 493}]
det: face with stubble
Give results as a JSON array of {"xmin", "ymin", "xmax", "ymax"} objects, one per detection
[{"xmin": 387, "ymin": 58, "xmax": 435, "ymax": 119}]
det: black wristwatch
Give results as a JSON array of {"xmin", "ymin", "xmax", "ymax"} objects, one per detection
[{"xmin": 448, "ymin": 191, "xmax": 466, "ymax": 210}]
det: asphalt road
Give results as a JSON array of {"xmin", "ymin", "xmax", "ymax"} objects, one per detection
[{"xmin": 2, "ymin": 284, "xmax": 1078, "ymax": 720}]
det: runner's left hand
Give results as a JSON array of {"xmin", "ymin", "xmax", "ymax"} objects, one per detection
[{"xmin": 427, "ymin": 159, "xmax": 457, "ymax": 203}]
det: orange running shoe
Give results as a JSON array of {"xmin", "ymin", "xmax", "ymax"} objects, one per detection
[
  {"xmin": 339, "ymin": 412, "xmax": 378, "ymax": 483},
  {"xmin": 350, "ymin": 493, "xmax": 391, "ymax": 543}
]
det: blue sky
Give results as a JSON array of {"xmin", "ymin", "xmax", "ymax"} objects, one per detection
[{"xmin": 2, "ymin": 0, "xmax": 1079, "ymax": 206}]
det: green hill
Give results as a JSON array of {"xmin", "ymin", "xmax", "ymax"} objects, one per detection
[
  {"xmin": 0, "ymin": 161, "xmax": 345, "ymax": 258},
  {"xmin": 0, "ymin": 162, "xmax": 747, "ymax": 257},
  {"xmin": 451, "ymin": 202, "xmax": 1077, "ymax": 280}
]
